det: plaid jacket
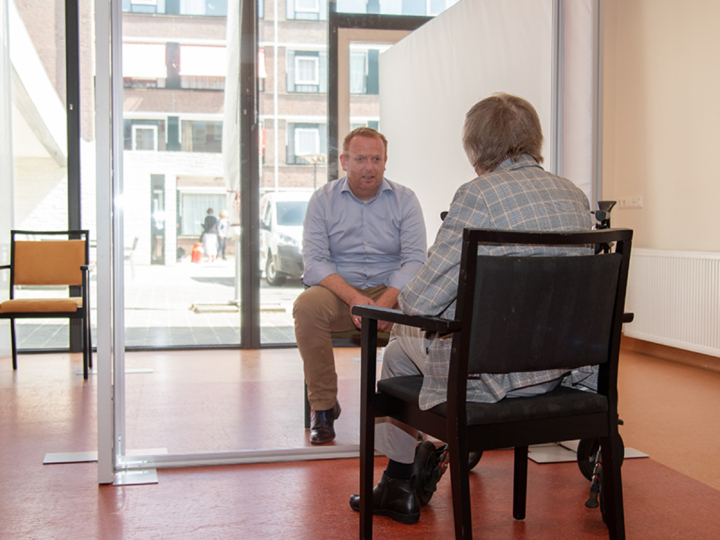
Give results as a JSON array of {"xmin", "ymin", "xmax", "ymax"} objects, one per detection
[{"xmin": 399, "ymin": 155, "xmax": 593, "ymax": 410}]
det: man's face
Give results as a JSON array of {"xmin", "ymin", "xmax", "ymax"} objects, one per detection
[{"xmin": 340, "ymin": 135, "xmax": 387, "ymax": 201}]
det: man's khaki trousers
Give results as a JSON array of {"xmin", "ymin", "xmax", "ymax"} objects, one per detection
[{"xmin": 293, "ymin": 284, "xmax": 389, "ymax": 411}]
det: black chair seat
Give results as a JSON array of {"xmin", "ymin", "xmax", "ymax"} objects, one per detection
[{"xmin": 379, "ymin": 375, "xmax": 608, "ymax": 424}]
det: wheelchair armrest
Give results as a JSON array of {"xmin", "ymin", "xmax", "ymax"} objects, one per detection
[{"xmin": 352, "ymin": 305, "xmax": 461, "ymax": 333}]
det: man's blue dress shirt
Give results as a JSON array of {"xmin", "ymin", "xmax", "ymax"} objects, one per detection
[{"xmin": 302, "ymin": 177, "xmax": 427, "ymax": 290}]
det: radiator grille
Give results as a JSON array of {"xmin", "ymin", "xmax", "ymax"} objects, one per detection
[{"xmin": 624, "ymin": 248, "xmax": 720, "ymax": 357}]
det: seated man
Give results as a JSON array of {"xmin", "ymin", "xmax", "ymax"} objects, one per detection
[
  {"xmin": 294, "ymin": 127, "xmax": 427, "ymax": 445},
  {"xmin": 349, "ymin": 93, "xmax": 593, "ymax": 523}
]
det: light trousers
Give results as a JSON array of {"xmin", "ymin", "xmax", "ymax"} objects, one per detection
[
  {"xmin": 375, "ymin": 325, "xmax": 562, "ymax": 464},
  {"xmin": 293, "ymin": 284, "xmax": 389, "ymax": 411}
]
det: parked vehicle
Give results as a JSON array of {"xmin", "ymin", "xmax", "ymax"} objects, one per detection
[{"xmin": 259, "ymin": 190, "xmax": 313, "ymax": 286}]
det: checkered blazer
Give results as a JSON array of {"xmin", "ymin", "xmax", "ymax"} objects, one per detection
[{"xmin": 399, "ymin": 155, "xmax": 593, "ymax": 409}]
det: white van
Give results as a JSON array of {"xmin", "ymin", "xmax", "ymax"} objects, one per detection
[{"xmin": 259, "ymin": 190, "xmax": 313, "ymax": 286}]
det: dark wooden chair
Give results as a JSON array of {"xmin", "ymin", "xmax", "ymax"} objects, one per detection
[
  {"xmin": 0, "ymin": 230, "xmax": 92, "ymax": 379},
  {"xmin": 353, "ymin": 228, "xmax": 632, "ymax": 539}
]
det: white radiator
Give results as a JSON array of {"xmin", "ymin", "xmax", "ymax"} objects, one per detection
[{"xmin": 624, "ymin": 248, "xmax": 720, "ymax": 357}]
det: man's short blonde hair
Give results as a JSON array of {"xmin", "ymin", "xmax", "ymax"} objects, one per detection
[{"xmin": 343, "ymin": 127, "xmax": 388, "ymax": 155}]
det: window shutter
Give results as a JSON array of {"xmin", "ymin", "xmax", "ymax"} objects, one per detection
[
  {"xmin": 319, "ymin": 124, "xmax": 327, "ymax": 154},
  {"xmin": 319, "ymin": 51, "xmax": 327, "ymax": 93},
  {"xmin": 166, "ymin": 42, "xmax": 181, "ymax": 89},
  {"xmin": 286, "ymin": 50, "xmax": 295, "ymax": 92},
  {"xmin": 367, "ymin": 49, "xmax": 379, "ymax": 95},
  {"xmin": 167, "ymin": 116, "xmax": 181, "ymax": 151},
  {"xmin": 287, "ymin": 124, "xmax": 296, "ymax": 164}
]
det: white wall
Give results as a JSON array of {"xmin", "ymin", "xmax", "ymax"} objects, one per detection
[{"xmin": 603, "ymin": 0, "xmax": 720, "ymax": 252}]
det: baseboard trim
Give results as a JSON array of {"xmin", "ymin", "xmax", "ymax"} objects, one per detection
[{"xmin": 622, "ymin": 335, "xmax": 720, "ymax": 375}]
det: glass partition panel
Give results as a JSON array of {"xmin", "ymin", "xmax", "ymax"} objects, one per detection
[{"xmin": 258, "ymin": 0, "xmax": 328, "ymax": 344}]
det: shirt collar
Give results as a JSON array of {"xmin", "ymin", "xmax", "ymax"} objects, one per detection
[
  {"xmin": 495, "ymin": 154, "xmax": 542, "ymax": 172},
  {"xmin": 340, "ymin": 177, "xmax": 392, "ymax": 202}
]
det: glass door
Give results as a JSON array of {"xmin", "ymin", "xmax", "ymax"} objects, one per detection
[{"xmin": 95, "ymin": 0, "xmax": 463, "ymax": 482}]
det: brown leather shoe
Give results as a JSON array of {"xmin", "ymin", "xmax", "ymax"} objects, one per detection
[
  {"xmin": 349, "ymin": 473, "xmax": 420, "ymax": 524},
  {"xmin": 309, "ymin": 401, "xmax": 341, "ymax": 444}
]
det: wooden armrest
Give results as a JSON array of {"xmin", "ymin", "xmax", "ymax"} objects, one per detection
[{"xmin": 352, "ymin": 305, "xmax": 461, "ymax": 333}]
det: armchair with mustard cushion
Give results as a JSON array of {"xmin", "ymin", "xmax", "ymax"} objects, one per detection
[
  {"xmin": 354, "ymin": 228, "xmax": 632, "ymax": 539},
  {"xmin": 0, "ymin": 230, "xmax": 92, "ymax": 379}
]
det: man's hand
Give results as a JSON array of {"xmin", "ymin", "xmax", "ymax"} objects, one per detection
[
  {"xmin": 319, "ymin": 275, "xmax": 400, "ymax": 331},
  {"xmin": 349, "ymin": 295, "xmax": 378, "ymax": 330},
  {"xmin": 372, "ymin": 287, "xmax": 400, "ymax": 331}
]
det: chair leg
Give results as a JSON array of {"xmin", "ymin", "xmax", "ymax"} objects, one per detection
[
  {"xmin": 359, "ymin": 319, "xmax": 380, "ymax": 540},
  {"xmin": 82, "ymin": 316, "xmax": 89, "ymax": 380},
  {"xmin": 600, "ymin": 434, "xmax": 626, "ymax": 540},
  {"xmin": 304, "ymin": 382, "xmax": 311, "ymax": 429},
  {"xmin": 513, "ymin": 446, "xmax": 528, "ymax": 520},
  {"xmin": 10, "ymin": 319, "xmax": 17, "ymax": 370},
  {"xmin": 447, "ymin": 440, "xmax": 473, "ymax": 539},
  {"xmin": 86, "ymin": 313, "xmax": 93, "ymax": 370}
]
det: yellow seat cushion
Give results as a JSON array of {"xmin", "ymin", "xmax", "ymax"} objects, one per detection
[{"xmin": 0, "ymin": 297, "xmax": 82, "ymax": 314}]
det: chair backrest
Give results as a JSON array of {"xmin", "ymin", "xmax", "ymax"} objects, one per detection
[
  {"xmin": 453, "ymin": 229, "xmax": 632, "ymax": 382},
  {"xmin": 11, "ymin": 230, "xmax": 89, "ymax": 287}
]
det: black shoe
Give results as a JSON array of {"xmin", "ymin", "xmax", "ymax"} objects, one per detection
[
  {"xmin": 309, "ymin": 401, "xmax": 341, "ymax": 445},
  {"xmin": 349, "ymin": 473, "xmax": 420, "ymax": 524}
]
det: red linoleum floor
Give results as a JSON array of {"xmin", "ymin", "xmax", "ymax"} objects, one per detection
[{"xmin": 1, "ymin": 345, "xmax": 720, "ymax": 539}]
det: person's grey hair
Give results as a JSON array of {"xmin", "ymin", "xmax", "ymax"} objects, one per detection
[
  {"xmin": 462, "ymin": 93, "xmax": 544, "ymax": 173},
  {"xmin": 342, "ymin": 127, "xmax": 388, "ymax": 155}
]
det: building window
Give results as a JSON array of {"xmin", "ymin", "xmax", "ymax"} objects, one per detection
[
  {"xmin": 295, "ymin": 128, "xmax": 320, "ymax": 157},
  {"xmin": 286, "ymin": 0, "xmax": 327, "ymax": 20},
  {"xmin": 179, "ymin": 44, "xmax": 227, "ymax": 90},
  {"xmin": 427, "ymin": 0, "xmax": 459, "ymax": 16},
  {"xmin": 124, "ymin": 120, "xmax": 166, "ymax": 151},
  {"xmin": 133, "ymin": 125, "xmax": 158, "ymax": 151},
  {"xmin": 295, "ymin": 0, "xmax": 319, "ymax": 13},
  {"xmin": 351, "ymin": 120, "xmax": 380, "ymax": 132},
  {"xmin": 349, "ymin": 48, "xmax": 380, "ymax": 95},
  {"xmin": 181, "ymin": 120, "xmax": 223, "ymax": 153},
  {"xmin": 287, "ymin": 123, "xmax": 326, "ymax": 165},
  {"xmin": 125, "ymin": 0, "xmax": 160, "ymax": 14},
  {"xmin": 123, "ymin": 43, "xmax": 167, "ymax": 88},
  {"xmin": 295, "ymin": 56, "xmax": 319, "ymax": 86},
  {"xmin": 179, "ymin": 0, "xmax": 228, "ymax": 16},
  {"xmin": 350, "ymin": 52, "xmax": 367, "ymax": 94},
  {"xmin": 337, "ymin": 0, "xmax": 459, "ymax": 16},
  {"xmin": 286, "ymin": 51, "xmax": 327, "ymax": 93}
]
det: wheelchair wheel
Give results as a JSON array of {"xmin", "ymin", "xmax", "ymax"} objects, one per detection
[
  {"xmin": 577, "ymin": 436, "xmax": 624, "ymax": 481},
  {"xmin": 413, "ymin": 441, "xmax": 443, "ymax": 506}
]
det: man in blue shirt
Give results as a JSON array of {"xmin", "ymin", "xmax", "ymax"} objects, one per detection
[{"xmin": 294, "ymin": 127, "xmax": 427, "ymax": 445}]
